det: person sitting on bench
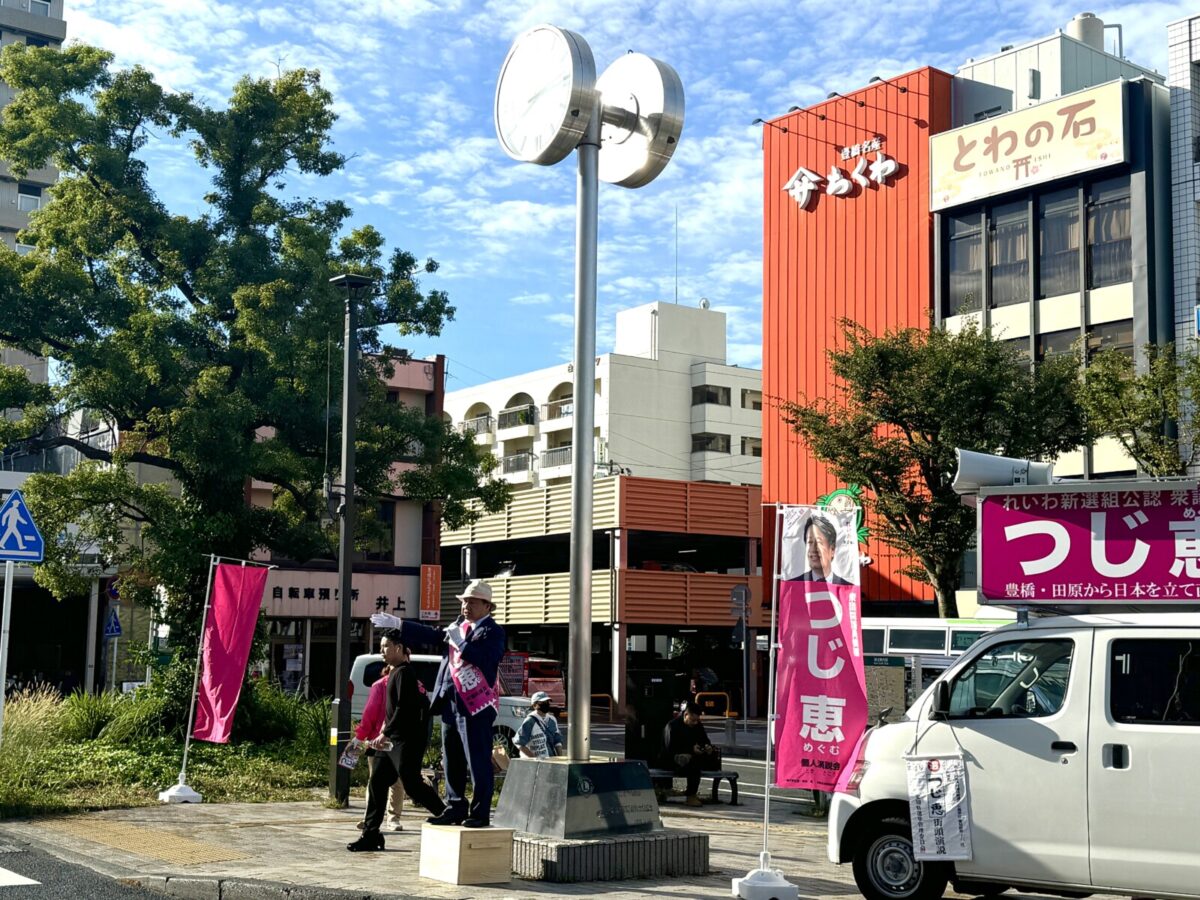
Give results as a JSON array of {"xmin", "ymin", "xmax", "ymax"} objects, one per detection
[{"xmin": 662, "ymin": 701, "xmax": 719, "ymax": 807}]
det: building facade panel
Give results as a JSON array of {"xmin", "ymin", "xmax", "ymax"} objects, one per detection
[
  {"xmin": 620, "ymin": 570, "xmax": 765, "ymax": 627},
  {"xmin": 761, "ymin": 67, "xmax": 954, "ymax": 603}
]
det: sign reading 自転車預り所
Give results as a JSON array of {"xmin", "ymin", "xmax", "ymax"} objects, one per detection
[
  {"xmin": 980, "ymin": 484, "xmax": 1200, "ymax": 603},
  {"xmin": 930, "ymin": 80, "xmax": 1124, "ymax": 212},
  {"xmin": 906, "ymin": 755, "xmax": 972, "ymax": 861},
  {"xmin": 0, "ymin": 490, "xmax": 43, "ymax": 563}
]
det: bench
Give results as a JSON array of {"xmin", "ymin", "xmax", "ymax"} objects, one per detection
[{"xmin": 646, "ymin": 767, "xmax": 739, "ymax": 805}]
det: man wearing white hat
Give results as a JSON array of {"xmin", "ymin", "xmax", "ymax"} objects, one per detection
[{"xmin": 371, "ymin": 578, "xmax": 506, "ymax": 828}]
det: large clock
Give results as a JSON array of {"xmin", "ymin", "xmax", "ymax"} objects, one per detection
[{"xmin": 494, "ymin": 24, "xmax": 597, "ymax": 167}]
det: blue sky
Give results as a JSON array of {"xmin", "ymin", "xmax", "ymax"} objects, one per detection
[{"xmin": 69, "ymin": 1, "xmax": 1179, "ymax": 390}]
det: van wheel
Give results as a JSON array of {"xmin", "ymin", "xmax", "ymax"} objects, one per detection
[
  {"xmin": 492, "ymin": 725, "xmax": 517, "ymax": 758},
  {"xmin": 852, "ymin": 817, "xmax": 948, "ymax": 900}
]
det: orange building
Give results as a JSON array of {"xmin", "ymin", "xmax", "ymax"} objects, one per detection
[{"xmin": 760, "ymin": 68, "xmax": 953, "ymax": 606}]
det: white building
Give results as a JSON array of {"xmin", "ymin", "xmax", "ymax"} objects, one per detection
[{"xmin": 445, "ymin": 301, "xmax": 762, "ymax": 490}]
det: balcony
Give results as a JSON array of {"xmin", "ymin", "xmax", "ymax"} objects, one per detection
[
  {"xmin": 462, "ymin": 414, "xmax": 494, "ymax": 446},
  {"xmin": 497, "ymin": 404, "xmax": 536, "ymax": 441},
  {"xmin": 501, "ymin": 451, "xmax": 535, "ymax": 485},
  {"xmin": 540, "ymin": 397, "xmax": 574, "ymax": 434},
  {"xmin": 540, "ymin": 445, "xmax": 572, "ymax": 479},
  {"xmin": 440, "ymin": 570, "xmax": 613, "ymax": 624}
]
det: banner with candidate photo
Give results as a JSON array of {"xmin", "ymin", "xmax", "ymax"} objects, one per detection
[{"xmin": 774, "ymin": 505, "xmax": 867, "ymax": 791}]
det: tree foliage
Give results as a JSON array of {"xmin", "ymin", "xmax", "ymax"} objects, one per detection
[
  {"xmin": 781, "ymin": 321, "xmax": 1086, "ymax": 617},
  {"xmin": 0, "ymin": 44, "xmax": 509, "ymax": 633},
  {"xmin": 1078, "ymin": 342, "xmax": 1200, "ymax": 477}
]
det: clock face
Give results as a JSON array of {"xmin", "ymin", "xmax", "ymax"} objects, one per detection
[{"xmin": 495, "ymin": 25, "xmax": 595, "ymax": 166}]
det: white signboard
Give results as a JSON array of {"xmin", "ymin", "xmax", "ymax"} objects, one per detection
[
  {"xmin": 930, "ymin": 80, "xmax": 1125, "ymax": 211},
  {"xmin": 905, "ymin": 754, "xmax": 973, "ymax": 861}
]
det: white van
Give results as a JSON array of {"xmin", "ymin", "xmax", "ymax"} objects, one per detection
[
  {"xmin": 349, "ymin": 653, "xmax": 532, "ymax": 752},
  {"xmin": 829, "ymin": 613, "xmax": 1200, "ymax": 900}
]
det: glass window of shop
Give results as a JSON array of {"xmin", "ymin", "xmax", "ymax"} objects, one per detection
[
  {"xmin": 989, "ymin": 201, "xmax": 1029, "ymax": 307},
  {"xmin": 1038, "ymin": 189, "xmax": 1080, "ymax": 299},
  {"xmin": 946, "ymin": 211, "xmax": 982, "ymax": 315},
  {"xmin": 1087, "ymin": 177, "xmax": 1131, "ymax": 289}
]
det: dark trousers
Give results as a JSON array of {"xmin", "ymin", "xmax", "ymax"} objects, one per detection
[
  {"xmin": 363, "ymin": 743, "xmax": 444, "ymax": 835},
  {"xmin": 441, "ymin": 703, "xmax": 497, "ymax": 822},
  {"xmin": 672, "ymin": 751, "xmax": 719, "ymax": 796}
]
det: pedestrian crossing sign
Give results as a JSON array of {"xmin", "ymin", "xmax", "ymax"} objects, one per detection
[
  {"xmin": 104, "ymin": 607, "xmax": 122, "ymax": 639},
  {"xmin": 0, "ymin": 490, "xmax": 43, "ymax": 563}
]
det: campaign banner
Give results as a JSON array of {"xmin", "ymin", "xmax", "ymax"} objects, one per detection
[
  {"xmin": 193, "ymin": 563, "xmax": 269, "ymax": 743},
  {"xmin": 906, "ymin": 755, "xmax": 973, "ymax": 861},
  {"xmin": 420, "ymin": 564, "xmax": 442, "ymax": 621},
  {"xmin": 774, "ymin": 505, "xmax": 866, "ymax": 791},
  {"xmin": 980, "ymin": 485, "xmax": 1200, "ymax": 603}
]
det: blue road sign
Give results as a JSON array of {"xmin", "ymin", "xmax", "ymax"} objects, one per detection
[
  {"xmin": 0, "ymin": 490, "xmax": 43, "ymax": 563},
  {"xmin": 104, "ymin": 607, "xmax": 123, "ymax": 639}
]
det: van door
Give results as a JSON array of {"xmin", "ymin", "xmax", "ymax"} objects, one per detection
[
  {"xmin": 934, "ymin": 632, "xmax": 1092, "ymax": 886},
  {"xmin": 1089, "ymin": 629, "xmax": 1200, "ymax": 896}
]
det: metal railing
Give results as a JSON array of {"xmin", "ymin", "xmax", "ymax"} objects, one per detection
[
  {"xmin": 497, "ymin": 404, "xmax": 536, "ymax": 429},
  {"xmin": 501, "ymin": 451, "xmax": 533, "ymax": 474},
  {"xmin": 541, "ymin": 445, "xmax": 572, "ymax": 468},
  {"xmin": 462, "ymin": 414, "xmax": 493, "ymax": 435},
  {"xmin": 694, "ymin": 691, "xmax": 734, "ymax": 717},
  {"xmin": 544, "ymin": 397, "xmax": 574, "ymax": 420},
  {"xmin": 590, "ymin": 693, "xmax": 615, "ymax": 723}
]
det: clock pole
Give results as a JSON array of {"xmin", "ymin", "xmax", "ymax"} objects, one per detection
[{"xmin": 566, "ymin": 94, "xmax": 602, "ymax": 762}]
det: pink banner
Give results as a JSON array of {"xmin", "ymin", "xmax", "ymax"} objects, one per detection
[
  {"xmin": 193, "ymin": 563, "xmax": 269, "ymax": 743},
  {"xmin": 774, "ymin": 506, "xmax": 867, "ymax": 792},
  {"xmin": 981, "ymin": 485, "xmax": 1200, "ymax": 603}
]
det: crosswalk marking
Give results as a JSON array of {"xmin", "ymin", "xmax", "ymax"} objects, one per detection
[{"xmin": 0, "ymin": 866, "xmax": 38, "ymax": 887}]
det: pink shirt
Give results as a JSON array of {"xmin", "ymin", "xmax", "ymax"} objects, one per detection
[{"xmin": 354, "ymin": 673, "xmax": 390, "ymax": 741}]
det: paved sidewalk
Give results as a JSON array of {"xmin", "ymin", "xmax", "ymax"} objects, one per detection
[{"xmin": 0, "ymin": 797, "xmax": 1120, "ymax": 900}]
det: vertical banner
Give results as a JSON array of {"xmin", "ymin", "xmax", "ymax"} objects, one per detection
[
  {"xmin": 906, "ymin": 755, "xmax": 973, "ymax": 860},
  {"xmin": 420, "ymin": 564, "xmax": 442, "ymax": 621},
  {"xmin": 193, "ymin": 563, "xmax": 269, "ymax": 743},
  {"xmin": 774, "ymin": 505, "xmax": 867, "ymax": 791}
]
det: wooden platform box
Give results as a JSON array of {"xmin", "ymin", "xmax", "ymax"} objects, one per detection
[{"xmin": 419, "ymin": 824, "xmax": 514, "ymax": 885}]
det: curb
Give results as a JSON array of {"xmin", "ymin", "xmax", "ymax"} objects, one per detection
[{"xmin": 121, "ymin": 874, "xmax": 423, "ymax": 900}]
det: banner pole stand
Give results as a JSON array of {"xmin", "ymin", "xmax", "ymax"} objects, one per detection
[
  {"xmin": 733, "ymin": 506, "xmax": 798, "ymax": 900},
  {"xmin": 159, "ymin": 554, "xmax": 217, "ymax": 804}
]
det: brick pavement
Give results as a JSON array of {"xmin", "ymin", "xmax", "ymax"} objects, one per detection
[{"xmin": 0, "ymin": 797, "xmax": 1122, "ymax": 900}]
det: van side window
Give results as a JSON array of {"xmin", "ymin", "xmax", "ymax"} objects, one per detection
[
  {"xmin": 948, "ymin": 639, "xmax": 1073, "ymax": 719},
  {"xmin": 1110, "ymin": 639, "xmax": 1200, "ymax": 725}
]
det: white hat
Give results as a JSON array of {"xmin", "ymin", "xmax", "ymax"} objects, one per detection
[
  {"xmin": 455, "ymin": 578, "xmax": 494, "ymax": 606},
  {"xmin": 530, "ymin": 691, "xmax": 552, "ymax": 705}
]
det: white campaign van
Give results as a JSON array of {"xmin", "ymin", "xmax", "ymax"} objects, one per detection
[
  {"xmin": 349, "ymin": 653, "xmax": 532, "ymax": 752},
  {"xmin": 828, "ymin": 612, "xmax": 1200, "ymax": 900}
]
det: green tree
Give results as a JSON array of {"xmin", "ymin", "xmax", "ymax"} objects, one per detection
[
  {"xmin": 0, "ymin": 44, "xmax": 509, "ymax": 639},
  {"xmin": 781, "ymin": 321, "xmax": 1086, "ymax": 617},
  {"xmin": 1078, "ymin": 342, "xmax": 1200, "ymax": 477}
]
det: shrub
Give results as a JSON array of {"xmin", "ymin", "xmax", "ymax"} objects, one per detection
[{"xmin": 61, "ymin": 690, "xmax": 128, "ymax": 741}]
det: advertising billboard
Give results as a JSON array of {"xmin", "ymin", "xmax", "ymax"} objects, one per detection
[{"xmin": 930, "ymin": 80, "xmax": 1125, "ymax": 211}]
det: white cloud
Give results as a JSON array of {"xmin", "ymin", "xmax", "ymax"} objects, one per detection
[{"xmin": 509, "ymin": 292, "xmax": 554, "ymax": 305}]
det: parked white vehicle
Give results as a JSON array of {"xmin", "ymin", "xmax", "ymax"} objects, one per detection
[
  {"xmin": 829, "ymin": 613, "xmax": 1200, "ymax": 900},
  {"xmin": 349, "ymin": 653, "xmax": 531, "ymax": 753}
]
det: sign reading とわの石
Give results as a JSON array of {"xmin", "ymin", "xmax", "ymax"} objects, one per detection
[{"xmin": 930, "ymin": 80, "xmax": 1125, "ymax": 211}]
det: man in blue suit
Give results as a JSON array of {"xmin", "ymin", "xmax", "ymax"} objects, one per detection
[{"xmin": 371, "ymin": 578, "xmax": 506, "ymax": 828}]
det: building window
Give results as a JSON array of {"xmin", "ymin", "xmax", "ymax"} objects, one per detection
[
  {"xmin": 1036, "ymin": 328, "xmax": 1077, "ymax": 363},
  {"xmin": 1086, "ymin": 319, "xmax": 1134, "ymax": 360},
  {"xmin": 25, "ymin": 36, "xmax": 49, "ymax": 47},
  {"xmin": 741, "ymin": 389, "xmax": 762, "ymax": 411},
  {"xmin": 946, "ymin": 211, "xmax": 982, "ymax": 315},
  {"xmin": 14, "ymin": 243, "xmax": 33, "ymax": 256},
  {"xmin": 1087, "ymin": 176, "xmax": 1131, "ymax": 289},
  {"xmin": 988, "ymin": 201, "xmax": 1029, "ymax": 307},
  {"xmin": 1003, "ymin": 337, "xmax": 1031, "ymax": 363},
  {"xmin": 691, "ymin": 432, "xmax": 730, "ymax": 453},
  {"xmin": 692, "ymin": 385, "xmax": 731, "ymax": 406},
  {"xmin": 1038, "ymin": 189, "xmax": 1080, "ymax": 299},
  {"xmin": 385, "ymin": 390, "xmax": 399, "ymax": 404},
  {"xmin": 16, "ymin": 183, "xmax": 41, "ymax": 213},
  {"xmin": 741, "ymin": 436, "xmax": 762, "ymax": 457},
  {"xmin": 29, "ymin": 0, "xmax": 50, "ymax": 15},
  {"xmin": 362, "ymin": 502, "xmax": 395, "ymax": 562},
  {"xmin": 1110, "ymin": 639, "xmax": 1200, "ymax": 725}
]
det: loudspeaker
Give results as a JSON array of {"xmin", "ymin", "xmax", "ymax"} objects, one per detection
[
  {"xmin": 952, "ymin": 449, "xmax": 1054, "ymax": 495},
  {"xmin": 624, "ymin": 669, "xmax": 676, "ymax": 763}
]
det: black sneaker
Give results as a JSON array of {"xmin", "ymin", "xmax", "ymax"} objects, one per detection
[
  {"xmin": 346, "ymin": 832, "xmax": 385, "ymax": 852},
  {"xmin": 426, "ymin": 810, "xmax": 464, "ymax": 826},
  {"xmin": 462, "ymin": 818, "xmax": 490, "ymax": 829}
]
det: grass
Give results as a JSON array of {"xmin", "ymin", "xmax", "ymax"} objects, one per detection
[{"xmin": 0, "ymin": 684, "xmax": 366, "ymax": 819}]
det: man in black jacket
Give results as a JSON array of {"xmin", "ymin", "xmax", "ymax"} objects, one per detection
[
  {"xmin": 347, "ymin": 631, "xmax": 445, "ymax": 852},
  {"xmin": 662, "ymin": 701, "xmax": 719, "ymax": 807}
]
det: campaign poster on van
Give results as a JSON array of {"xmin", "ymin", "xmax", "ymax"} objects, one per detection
[
  {"xmin": 774, "ymin": 505, "xmax": 867, "ymax": 791},
  {"xmin": 905, "ymin": 755, "xmax": 973, "ymax": 861},
  {"xmin": 980, "ymin": 485, "xmax": 1200, "ymax": 603}
]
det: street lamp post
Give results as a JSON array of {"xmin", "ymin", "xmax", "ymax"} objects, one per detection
[{"xmin": 328, "ymin": 272, "xmax": 374, "ymax": 805}]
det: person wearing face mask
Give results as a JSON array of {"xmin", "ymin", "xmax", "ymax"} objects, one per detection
[
  {"xmin": 370, "ymin": 578, "xmax": 506, "ymax": 829},
  {"xmin": 514, "ymin": 691, "xmax": 563, "ymax": 759}
]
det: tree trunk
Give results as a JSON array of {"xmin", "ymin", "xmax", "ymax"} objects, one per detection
[{"xmin": 931, "ymin": 568, "xmax": 960, "ymax": 619}]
